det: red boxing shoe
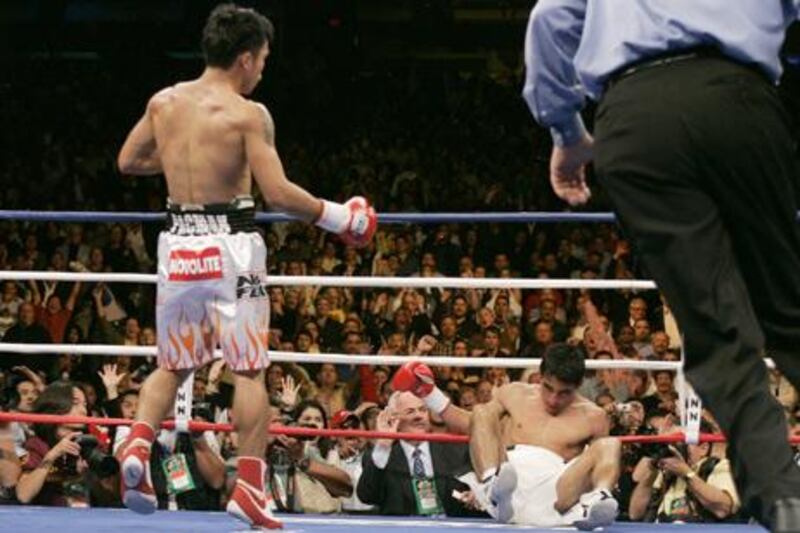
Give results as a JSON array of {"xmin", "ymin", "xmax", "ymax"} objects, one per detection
[
  {"xmin": 226, "ymin": 456, "xmax": 283, "ymax": 529},
  {"xmin": 117, "ymin": 422, "xmax": 157, "ymax": 515}
]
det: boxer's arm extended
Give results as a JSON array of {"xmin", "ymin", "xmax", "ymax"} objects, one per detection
[
  {"xmin": 244, "ymin": 103, "xmax": 323, "ymax": 222},
  {"xmin": 118, "ymin": 98, "xmax": 163, "ymax": 176},
  {"xmin": 439, "ymin": 403, "xmax": 471, "ymax": 435}
]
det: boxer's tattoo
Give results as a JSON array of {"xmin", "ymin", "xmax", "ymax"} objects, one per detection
[{"xmin": 256, "ymin": 104, "xmax": 276, "ymax": 146}]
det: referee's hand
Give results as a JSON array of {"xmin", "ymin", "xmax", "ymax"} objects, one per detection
[{"xmin": 549, "ymin": 133, "xmax": 593, "ymax": 206}]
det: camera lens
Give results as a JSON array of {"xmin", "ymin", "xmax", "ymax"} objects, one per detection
[{"xmin": 74, "ymin": 434, "xmax": 119, "ymax": 478}]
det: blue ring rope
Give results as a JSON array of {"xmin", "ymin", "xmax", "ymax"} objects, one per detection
[
  {"xmin": 2, "ymin": 210, "xmax": 798, "ymax": 224},
  {"xmin": 0, "ymin": 210, "xmax": 618, "ymax": 224}
]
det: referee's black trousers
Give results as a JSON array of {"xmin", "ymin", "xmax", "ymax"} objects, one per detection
[{"xmin": 594, "ymin": 55, "xmax": 800, "ymax": 525}]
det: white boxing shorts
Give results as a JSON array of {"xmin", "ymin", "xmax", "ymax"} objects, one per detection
[
  {"xmin": 505, "ymin": 445, "xmax": 584, "ymax": 527},
  {"xmin": 156, "ymin": 196, "xmax": 270, "ymax": 372}
]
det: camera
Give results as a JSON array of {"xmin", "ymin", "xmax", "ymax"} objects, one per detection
[
  {"xmin": 295, "ymin": 423, "xmax": 318, "ymax": 442},
  {"xmin": 66, "ymin": 435, "xmax": 119, "ymax": 478},
  {"xmin": 641, "ymin": 432, "xmax": 687, "ymax": 464},
  {"xmin": 191, "ymin": 402, "xmax": 213, "ymax": 422}
]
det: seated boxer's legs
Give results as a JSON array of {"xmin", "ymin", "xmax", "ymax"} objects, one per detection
[
  {"xmin": 467, "ymin": 401, "xmax": 517, "ymax": 521},
  {"xmin": 555, "ymin": 437, "xmax": 621, "ymax": 529},
  {"xmin": 469, "ymin": 401, "xmax": 507, "ymax": 481}
]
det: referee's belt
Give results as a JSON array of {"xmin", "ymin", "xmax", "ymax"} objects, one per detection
[
  {"xmin": 166, "ymin": 196, "xmax": 257, "ymax": 235},
  {"xmin": 606, "ymin": 47, "xmax": 732, "ymax": 89}
]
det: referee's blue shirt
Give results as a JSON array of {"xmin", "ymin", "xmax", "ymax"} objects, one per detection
[{"xmin": 522, "ymin": 0, "xmax": 800, "ymax": 146}]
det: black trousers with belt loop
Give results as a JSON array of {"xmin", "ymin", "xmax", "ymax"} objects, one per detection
[{"xmin": 594, "ymin": 53, "xmax": 800, "ymax": 526}]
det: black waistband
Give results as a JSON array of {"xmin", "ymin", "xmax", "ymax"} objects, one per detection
[
  {"xmin": 166, "ymin": 196, "xmax": 256, "ymax": 235},
  {"xmin": 606, "ymin": 47, "xmax": 746, "ymax": 90}
]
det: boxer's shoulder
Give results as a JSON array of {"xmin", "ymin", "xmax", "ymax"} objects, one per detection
[
  {"xmin": 240, "ymin": 101, "xmax": 275, "ymax": 141},
  {"xmin": 497, "ymin": 381, "xmax": 536, "ymax": 402},
  {"xmin": 569, "ymin": 396, "xmax": 609, "ymax": 434}
]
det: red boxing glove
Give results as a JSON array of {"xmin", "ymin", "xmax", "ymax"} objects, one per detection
[
  {"xmin": 341, "ymin": 197, "xmax": 377, "ymax": 248},
  {"xmin": 315, "ymin": 196, "xmax": 377, "ymax": 249},
  {"xmin": 391, "ymin": 361, "xmax": 436, "ymax": 398}
]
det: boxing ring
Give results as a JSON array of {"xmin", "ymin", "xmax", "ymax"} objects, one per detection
[
  {"xmin": 0, "ymin": 209, "xmax": 782, "ymax": 531},
  {"xmin": 0, "ymin": 505, "xmax": 765, "ymax": 532}
]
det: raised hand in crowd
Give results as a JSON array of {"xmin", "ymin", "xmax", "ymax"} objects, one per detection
[
  {"xmin": 97, "ymin": 363, "xmax": 127, "ymax": 401},
  {"xmin": 12, "ymin": 366, "xmax": 46, "ymax": 392},
  {"xmin": 374, "ymin": 408, "xmax": 399, "ymax": 450},
  {"xmin": 279, "ymin": 375, "xmax": 302, "ymax": 412},
  {"xmin": 371, "ymin": 292, "xmax": 390, "ymax": 316},
  {"xmin": 412, "ymin": 335, "xmax": 437, "ymax": 356}
]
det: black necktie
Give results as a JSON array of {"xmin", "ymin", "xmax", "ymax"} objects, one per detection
[{"xmin": 412, "ymin": 447, "xmax": 426, "ymax": 478}]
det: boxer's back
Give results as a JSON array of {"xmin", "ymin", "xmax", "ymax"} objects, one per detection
[{"xmin": 150, "ymin": 80, "xmax": 251, "ymax": 205}]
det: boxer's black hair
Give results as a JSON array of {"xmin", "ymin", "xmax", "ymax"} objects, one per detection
[
  {"xmin": 540, "ymin": 343, "xmax": 585, "ymax": 386},
  {"xmin": 202, "ymin": 3, "xmax": 275, "ymax": 69}
]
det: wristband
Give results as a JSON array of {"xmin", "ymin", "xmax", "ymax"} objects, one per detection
[
  {"xmin": 684, "ymin": 470, "xmax": 698, "ymax": 481},
  {"xmin": 298, "ymin": 457, "xmax": 311, "ymax": 473},
  {"xmin": 314, "ymin": 200, "xmax": 349, "ymax": 233},
  {"xmin": 423, "ymin": 388, "xmax": 451, "ymax": 415}
]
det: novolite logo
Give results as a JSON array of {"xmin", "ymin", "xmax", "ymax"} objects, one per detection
[{"xmin": 168, "ymin": 247, "xmax": 224, "ymax": 281}]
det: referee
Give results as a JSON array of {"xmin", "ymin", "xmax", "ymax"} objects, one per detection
[{"xmin": 522, "ymin": 1, "xmax": 800, "ymax": 531}]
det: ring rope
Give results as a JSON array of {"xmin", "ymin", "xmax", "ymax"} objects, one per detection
[
  {"xmin": 0, "ymin": 342, "xmax": 777, "ymax": 370},
  {"xmin": 0, "ymin": 343, "xmax": 693, "ymax": 369},
  {"xmin": 0, "ymin": 270, "xmax": 658, "ymax": 290},
  {"xmin": 0, "ymin": 210, "xmax": 620, "ymax": 224},
  {"xmin": 2, "ymin": 412, "xmax": 792, "ymax": 445}
]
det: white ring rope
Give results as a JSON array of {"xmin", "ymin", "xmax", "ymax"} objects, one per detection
[
  {"xmin": 0, "ymin": 270, "xmax": 657, "ymax": 290},
  {"xmin": 0, "ymin": 342, "xmax": 775, "ymax": 370}
]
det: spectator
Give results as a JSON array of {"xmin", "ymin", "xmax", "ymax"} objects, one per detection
[
  {"xmin": 270, "ymin": 400, "xmax": 352, "ymax": 513},
  {"xmin": 57, "ymin": 225, "xmax": 90, "ymax": 266},
  {"xmin": 640, "ymin": 371, "xmax": 678, "ymax": 417},
  {"xmin": 315, "ymin": 364, "xmax": 348, "ymax": 417},
  {"xmin": 632, "ymin": 319, "xmax": 654, "ymax": 359},
  {"xmin": 473, "ymin": 326, "xmax": 510, "ymax": 359},
  {"xmin": 629, "ymin": 422, "xmax": 741, "ymax": 523},
  {"xmin": 1, "ymin": 303, "xmax": 54, "ymax": 375},
  {"xmin": 357, "ymin": 391, "xmax": 482, "ymax": 517},
  {"xmin": 16, "ymin": 381, "xmax": 117, "ymax": 507},
  {"xmin": 650, "ymin": 331, "xmax": 671, "ymax": 361},
  {"xmin": 0, "ymin": 413, "xmax": 21, "ymax": 504},
  {"xmin": 0, "ymin": 282, "xmax": 25, "ymax": 339},
  {"xmin": 8, "ymin": 367, "xmax": 44, "ymax": 413},
  {"xmin": 314, "ymin": 297, "xmax": 344, "ymax": 352},
  {"xmin": 330, "ymin": 409, "xmax": 374, "ymax": 513}
]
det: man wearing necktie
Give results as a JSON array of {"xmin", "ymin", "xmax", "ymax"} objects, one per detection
[
  {"xmin": 522, "ymin": 1, "xmax": 800, "ymax": 531},
  {"xmin": 356, "ymin": 392, "xmax": 483, "ymax": 517}
]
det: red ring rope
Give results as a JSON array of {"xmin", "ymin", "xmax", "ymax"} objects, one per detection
[{"xmin": 3, "ymin": 412, "xmax": 798, "ymax": 445}]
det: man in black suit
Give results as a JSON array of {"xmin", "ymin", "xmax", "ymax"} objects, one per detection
[{"xmin": 356, "ymin": 391, "xmax": 483, "ymax": 517}]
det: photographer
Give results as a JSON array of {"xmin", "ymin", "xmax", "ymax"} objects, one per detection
[
  {"xmin": 629, "ymin": 421, "xmax": 741, "ymax": 523},
  {"xmin": 269, "ymin": 399, "xmax": 352, "ymax": 514},
  {"xmin": 16, "ymin": 381, "xmax": 118, "ymax": 507},
  {"xmin": 0, "ymin": 411, "xmax": 22, "ymax": 504},
  {"xmin": 329, "ymin": 408, "xmax": 375, "ymax": 513},
  {"xmin": 114, "ymin": 400, "xmax": 226, "ymax": 511}
]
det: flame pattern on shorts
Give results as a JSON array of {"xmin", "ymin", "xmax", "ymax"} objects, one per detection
[
  {"xmin": 156, "ymin": 230, "xmax": 270, "ymax": 372},
  {"xmin": 159, "ymin": 305, "xmax": 269, "ymax": 371}
]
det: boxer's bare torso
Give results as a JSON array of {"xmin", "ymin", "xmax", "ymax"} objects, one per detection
[{"xmin": 498, "ymin": 382, "xmax": 608, "ymax": 461}]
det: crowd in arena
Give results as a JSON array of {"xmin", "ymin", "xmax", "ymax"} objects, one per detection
[{"xmin": 1, "ymin": 57, "xmax": 798, "ymax": 525}]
